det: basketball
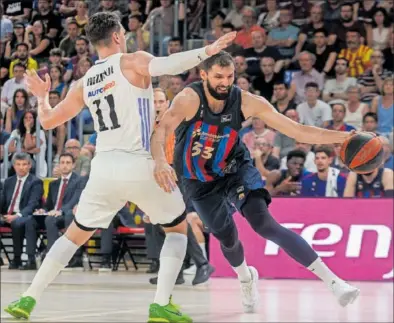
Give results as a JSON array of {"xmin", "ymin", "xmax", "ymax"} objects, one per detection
[{"xmin": 340, "ymin": 133, "xmax": 384, "ymax": 174}]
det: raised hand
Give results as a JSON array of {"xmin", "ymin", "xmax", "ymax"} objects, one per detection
[
  {"xmin": 24, "ymin": 70, "xmax": 51, "ymax": 99},
  {"xmin": 205, "ymin": 31, "xmax": 237, "ymax": 56}
]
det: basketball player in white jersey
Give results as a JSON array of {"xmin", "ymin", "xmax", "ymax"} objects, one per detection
[{"xmin": 4, "ymin": 12, "xmax": 236, "ymax": 322}]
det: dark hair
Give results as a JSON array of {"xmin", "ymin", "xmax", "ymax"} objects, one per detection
[
  {"xmin": 85, "ymin": 12, "xmax": 121, "ymax": 47},
  {"xmin": 363, "ymin": 112, "xmax": 378, "ymax": 123},
  {"xmin": 287, "ymin": 149, "xmax": 306, "ymax": 162},
  {"xmin": 49, "ymin": 64, "xmax": 64, "ymax": 80},
  {"xmin": 11, "ymin": 89, "xmax": 31, "ymax": 121},
  {"xmin": 12, "ymin": 152, "xmax": 32, "ymax": 165},
  {"xmin": 315, "ymin": 145, "xmax": 334, "ymax": 157},
  {"xmin": 129, "ymin": 14, "xmax": 143, "ymax": 23},
  {"xmin": 313, "ymin": 28, "xmax": 328, "ymax": 37},
  {"xmin": 340, "ymin": 2, "xmax": 353, "ymax": 11},
  {"xmin": 222, "ymin": 22, "xmax": 235, "ymax": 30},
  {"xmin": 169, "ymin": 36, "xmax": 183, "ymax": 45},
  {"xmin": 49, "ymin": 90, "xmax": 61, "ymax": 97},
  {"xmin": 336, "ymin": 57, "xmax": 349, "ymax": 67},
  {"xmin": 13, "ymin": 62, "xmax": 26, "ymax": 71},
  {"xmin": 274, "ymin": 80, "xmax": 289, "ymax": 89},
  {"xmin": 59, "ymin": 152, "xmax": 75, "ymax": 163},
  {"xmin": 331, "ymin": 102, "xmax": 346, "ymax": 113},
  {"xmin": 17, "ymin": 110, "xmax": 37, "ymax": 138},
  {"xmin": 373, "ymin": 8, "xmax": 391, "ymax": 28},
  {"xmin": 346, "ymin": 27, "xmax": 360, "ymax": 35},
  {"xmin": 305, "ymin": 82, "xmax": 319, "ymax": 90},
  {"xmin": 15, "ymin": 42, "xmax": 29, "ymax": 51},
  {"xmin": 201, "ymin": 51, "xmax": 234, "ymax": 71},
  {"xmin": 67, "ymin": 19, "xmax": 78, "ymax": 27},
  {"xmin": 76, "ymin": 35, "xmax": 89, "ymax": 45}
]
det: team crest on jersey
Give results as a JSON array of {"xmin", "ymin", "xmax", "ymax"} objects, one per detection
[{"xmin": 221, "ymin": 114, "xmax": 232, "ymax": 123}]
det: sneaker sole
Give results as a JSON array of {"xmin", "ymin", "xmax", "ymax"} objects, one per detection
[
  {"xmin": 148, "ymin": 318, "xmax": 191, "ymax": 323},
  {"xmin": 4, "ymin": 307, "xmax": 30, "ymax": 319},
  {"xmin": 339, "ymin": 288, "xmax": 360, "ymax": 307}
]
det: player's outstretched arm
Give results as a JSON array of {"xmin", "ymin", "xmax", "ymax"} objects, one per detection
[
  {"xmin": 25, "ymin": 70, "xmax": 85, "ymax": 130},
  {"xmin": 241, "ymin": 91, "xmax": 351, "ymax": 144},
  {"xmin": 122, "ymin": 32, "xmax": 236, "ymax": 77}
]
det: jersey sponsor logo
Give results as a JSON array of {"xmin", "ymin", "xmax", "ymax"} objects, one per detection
[
  {"xmin": 86, "ymin": 66, "xmax": 114, "ymax": 86},
  {"xmin": 88, "ymin": 81, "xmax": 116, "ymax": 98},
  {"xmin": 192, "ymin": 127, "xmax": 231, "ymax": 142}
]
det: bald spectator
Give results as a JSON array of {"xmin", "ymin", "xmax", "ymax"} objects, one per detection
[
  {"xmin": 224, "ymin": 0, "xmax": 246, "ymax": 30},
  {"xmin": 53, "ymin": 139, "xmax": 91, "ymax": 177},
  {"xmin": 234, "ymin": 6, "xmax": 265, "ymax": 49},
  {"xmin": 289, "ymin": 51, "xmax": 324, "ymax": 104}
]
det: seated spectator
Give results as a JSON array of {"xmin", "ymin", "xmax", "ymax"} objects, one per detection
[
  {"xmin": 31, "ymin": 0, "xmax": 62, "ymax": 41},
  {"xmin": 234, "ymin": 6, "xmax": 265, "ymax": 49},
  {"xmin": 369, "ymin": 8, "xmax": 391, "ymax": 50},
  {"xmin": 221, "ymin": 23, "xmax": 244, "ymax": 56},
  {"xmin": 243, "ymin": 30, "xmax": 283, "ymax": 76},
  {"xmin": 74, "ymin": 0, "xmax": 89, "ymax": 33},
  {"xmin": 338, "ymin": 29, "xmax": 372, "ymax": 78},
  {"xmin": 304, "ymin": 28, "xmax": 337, "ymax": 76},
  {"xmin": 2, "ymin": 0, "xmax": 32, "ymax": 24},
  {"xmin": 9, "ymin": 111, "xmax": 47, "ymax": 178},
  {"xmin": 289, "ymin": 51, "xmax": 324, "ymax": 104},
  {"xmin": 344, "ymin": 168, "xmax": 394, "ymax": 198},
  {"xmin": 252, "ymin": 137, "xmax": 280, "ymax": 178},
  {"xmin": 4, "ymin": 89, "xmax": 32, "ymax": 133},
  {"xmin": 296, "ymin": 82, "xmax": 332, "ymax": 128},
  {"xmin": 280, "ymin": 142, "xmax": 317, "ymax": 173},
  {"xmin": 265, "ymin": 149, "xmax": 306, "ymax": 196},
  {"xmin": 242, "ymin": 117, "xmax": 276, "ymax": 153},
  {"xmin": 357, "ymin": 49, "xmax": 393, "ymax": 104},
  {"xmin": 25, "ymin": 20, "xmax": 55, "ymax": 63},
  {"xmin": 236, "ymin": 74, "xmax": 254, "ymax": 92},
  {"xmin": 331, "ymin": 143, "xmax": 349, "ymax": 173},
  {"xmin": 344, "ymin": 86, "xmax": 369, "ymax": 130},
  {"xmin": 362, "ymin": 112, "xmax": 379, "ymax": 135},
  {"xmin": 121, "ymin": 0, "xmax": 146, "ymax": 30},
  {"xmin": 126, "ymin": 14, "xmax": 150, "ymax": 53},
  {"xmin": 271, "ymin": 81, "xmax": 296, "ymax": 113},
  {"xmin": 0, "ymin": 153, "xmax": 43, "ymax": 270},
  {"xmin": 301, "ymin": 145, "xmax": 347, "ymax": 197},
  {"xmin": 69, "ymin": 36, "xmax": 97, "ymax": 82},
  {"xmin": 224, "ymin": 0, "xmax": 246, "ymax": 30},
  {"xmin": 257, "ymin": 0, "xmax": 280, "ymax": 31},
  {"xmin": 49, "ymin": 65, "xmax": 68, "ymax": 100},
  {"xmin": 0, "ymin": 111, "xmax": 11, "ymax": 174},
  {"xmin": 252, "ymin": 57, "xmax": 283, "ymax": 100},
  {"xmin": 8, "ymin": 43, "xmax": 38, "ymax": 79},
  {"xmin": 166, "ymin": 75, "xmax": 185, "ymax": 102},
  {"xmin": 204, "ymin": 10, "xmax": 225, "ymax": 45},
  {"xmin": 370, "ymin": 77, "xmax": 393, "ymax": 138},
  {"xmin": 234, "ymin": 55, "xmax": 248, "ymax": 77},
  {"xmin": 267, "ymin": 6, "xmax": 300, "ymax": 59},
  {"xmin": 329, "ymin": 3, "xmax": 366, "ymax": 49},
  {"xmin": 95, "ymin": 0, "xmax": 122, "ymax": 19},
  {"xmin": 291, "ymin": 0, "xmax": 310, "ymax": 27},
  {"xmin": 326, "ymin": 102, "xmax": 356, "ymax": 132},
  {"xmin": 382, "ymin": 135, "xmax": 394, "ymax": 170},
  {"xmin": 59, "ymin": 18, "xmax": 79, "ymax": 58},
  {"xmin": 272, "ymin": 108, "xmax": 298, "ymax": 159},
  {"xmin": 4, "ymin": 22, "xmax": 25, "ymax": 60},
  {"xmin": 61, "ymin": 139, "xmax": 91, "ymax": 177},
  {"xmin": 323, "ymin": 58, "xmax": 357, "ymax": 103},
  {"xmin": 32, "ymin": 153, "xmax": 80, "ymax": 255},
  {"xmin": 323, "ymin": 0, "xmax": 342, "ymax": 24}
]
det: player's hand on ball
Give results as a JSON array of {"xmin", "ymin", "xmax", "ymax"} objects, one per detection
[
  {"xmin": 205, "ymin": 31, "xmax": 237, "ymax": 56},
  {"xmin": 153, "ymin": 161, "xmax": 178, "ymax": 193},
  {"xmin": 24, "ymin": 70, "xmax": 51, "ymax": 99}
]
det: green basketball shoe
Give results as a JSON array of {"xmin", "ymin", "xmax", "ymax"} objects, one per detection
[
  {"xmin": 4, "ymin": 296, "xmax": 36, "ymax": 319},
  {"xmin": 148, "ymin": 297, "xmax": 192, "ymax": 323}
]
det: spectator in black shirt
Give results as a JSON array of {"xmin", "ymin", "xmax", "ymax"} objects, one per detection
[
  {"xmin": 306, "ymin": 29, "xmax": 337, "ymax": 77},
  {"xmin": 243, "ymin": 29, "xmax": 283, "ymax": 76},
  {"xmin": 382, "ymin": 30, "xmax": 394, "ymax": 71},
  {"xmin": 252, "ymin": 56, "xmax": 283, "ymax": 101},
  {"xmin": 31, "ymin": 0, "xmax": 62, "ymax": 42},
  {"xmin": 2, "ymin": 0, "xmax": 32, "ymax": 23},
  {"xmin": 272, "ymin": 81, "xmax": 297, "ymax": 114}
]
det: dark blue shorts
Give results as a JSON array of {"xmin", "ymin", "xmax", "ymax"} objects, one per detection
[{"xmin": 181, "ymin": 161, "xmax": 271, "ymax": 236}]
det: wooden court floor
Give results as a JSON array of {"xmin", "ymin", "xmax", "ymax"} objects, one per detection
[{"xmin": 1, "ymin": 269, "xmax": 393, "ymax": 322}]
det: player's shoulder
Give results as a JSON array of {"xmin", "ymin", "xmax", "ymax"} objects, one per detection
[{"xmin": 174, "ymin": 87, "xmax": 200, "ymax": 106}]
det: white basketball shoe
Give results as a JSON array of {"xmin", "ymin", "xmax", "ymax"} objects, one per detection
[
  {"xmin": 330, "ymin": 279, "xmax": 360, "ymax": 307},
  {"xmin": 240, "ymin": 266, "xmax": 259, "ymax": 313}
]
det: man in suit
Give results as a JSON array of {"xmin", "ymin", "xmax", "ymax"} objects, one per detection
[
  {"xmin": 0, "ymin": 153, "xmax": 43, "ymax": 270},
  {"xmin": 32, "ymin": 153, "xmax": 80, "ymax": 259}
]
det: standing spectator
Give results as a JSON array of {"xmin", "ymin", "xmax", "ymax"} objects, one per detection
[
  {"xmin": 257, "ymin": 0, "xmax": 280, "ymax": 31},
  {"xmin": 323, "ymin": 58, "xmax": 357, "ymax": 103},
  {"xmin": 344, "ymin": 86, "xmax": 369, "ymax": 130},
  {"xmin": 370, "ymin": 77, "xmax": 394, "ymax": 137},
  {"xmin": 289, "ymin": 52, "xmax": 324, "ymax": 104},
  {"xmin": 1, "ymin": 63, "xmax": 27, "ymax": 111},
  {"xmin": 242, "ymin": 117, "xmax": 276, "ymax": 153},
  {"xmin": 338, "ymin": 29, "xmax": 373, "ymax": 78},
  {"xmin": 326, "ymin": 102, "xmax": 356, "ymax": 132},
  {"xmin": 296, "ymin": 82, "xmax": 332, "ymax": 128},
  {"xmin": 73, "ymin": 0, "xmax": 89, "ymax": 33},
  {"xmin": 252, "ymin": 137, "xmax": 280, "ymax": 178},
  {"xmin": 267, "ymin": 6, "xmax": 300, "ymax": 59},
  {"xmin": 369, "ymin": 8, "xmax": 391, "ymax": 50},
  {"xmin": 25, "ymin": 20, "xmax": 55, "ymax": 63},
  {"xmin": 362, "ymin": 112, "xmax": 379, "ymax": 134},
  {"xmin": 272, "ymin": 109, "xmax": 298, "ymax": 160},
  {"xmin": 272, "ymin": 81, "xmax": 296, "ymax": 114},
  {"xmin": 8, "ymin": 43, "xmax": 38, "ymax": 78},
  {"xmin": 357, "ymin": 49, "xmax": 393, "ymax": 104},
  {"xmin": 59, "ymin": 19, "xmax": 80, "ymax": 57},
  {"xmin": 0, "ymin": 153, "xmax": 43, "ymax": 270},
  {"xmin": 344, "ymin": 168, "xmax": 394, "ymax": 198},
  {"xmin": 252, "ymin": 56, "xmax": 282, "ymax": 100},
  {"xmin": 9, "ymin": 111, "xmax": 48, "ymax": 178},
  {"xmin": 2, "ymin": 0, "xmax": 32, "ymax": 23},
  {"xmin": 0, "ymin": 4, "xmax": 13, "ymax": 43},
  {"xmin": 31, "ymin": 0, "xmax": 62, "ymax": 41},
  {"xmin": 265, "ymin": 149, "xmax": 305, "ymax": 196},
  {"xmin": 301, "ymin": 145, "xmax": 347, "ymax": 197},
  {"xmin": 234, "ymin": 6, "xmax": 265, "ymax": 49},
  {"xmin": 126, "ymin": 14, "xmax": 149, "ymax": 53},
  {"xmin": 224, "ymin": 0, "xmax": 246, "ymax": 30},
  {"xmin": 4, "ymin": 89, "xmax": 32, "ymax": 133}
]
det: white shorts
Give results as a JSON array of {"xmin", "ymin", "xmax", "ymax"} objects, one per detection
[{"xmin": 75, "ymin": 151, "xmax": 185, "ymax": 229}]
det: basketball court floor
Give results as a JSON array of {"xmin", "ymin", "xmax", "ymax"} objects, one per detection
[{"xmin": 1, "ymin": 269, "xmax": 393, "ymax": 322}]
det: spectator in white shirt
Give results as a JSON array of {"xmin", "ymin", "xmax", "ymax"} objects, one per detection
[
  {"xmin": 296, "ymin": 82, "xmax": 332, "ymax": 128},
  {"xmin": 224, "ymin": 0, "xmax": 246, "ymax": 30}
]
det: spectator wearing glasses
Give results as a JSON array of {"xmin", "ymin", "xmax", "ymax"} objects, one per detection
[{"xmin": 252, "ymin": 137, "xmax": 280, "ymax": 179}]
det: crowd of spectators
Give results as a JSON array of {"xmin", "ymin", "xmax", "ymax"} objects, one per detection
[{"xmin": 0, "ymin": 0, "xmax": 393, "ymax": 271}]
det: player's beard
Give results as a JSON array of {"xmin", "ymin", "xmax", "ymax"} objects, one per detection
[{"xmin": 207, "ymin": 79, "xmax": 232, "ymax": 100}]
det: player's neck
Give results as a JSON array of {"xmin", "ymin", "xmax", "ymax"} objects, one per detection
[
  {"xmin": 97, "ymin": 47, "xmax": 121, "ymax": 61},
  {"xmin": 317, "ymin": 169, "xmax": 329, "ymax": 181}
]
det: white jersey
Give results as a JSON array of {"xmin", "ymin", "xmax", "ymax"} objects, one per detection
[{"xmin": 82, "ymin": 53, "xmax": 154, "ymax": 154}]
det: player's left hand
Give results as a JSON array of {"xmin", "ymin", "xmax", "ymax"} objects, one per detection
[
  {"xmin": 205, "ymin": 31, "xmax": 237, "ymax": 56},
  {"xmin": 24, "ymin": 70, "xmax": 51, "ymax": 99},
  {"xmin": 153, "ymin": 161, "xmax": 178, "ymax": 193}
]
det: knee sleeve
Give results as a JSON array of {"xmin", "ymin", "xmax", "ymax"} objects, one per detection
[
  {"xmin": 161, "ymin": 232, "xmax": 187, "ymax": 261},
  {"xmin": 214, "ymin": 223, "xmax": 239, "ymax": 250}
]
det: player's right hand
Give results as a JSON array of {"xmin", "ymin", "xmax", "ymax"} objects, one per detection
[
  {"xmin": 280, "ymin": 177, "xmax": 302, "ymax": 193},
  {"xmin": 24, "ymin": 69, "xmax": 51, "ymax": 99},
  {"xmin": 153, "ymin": 161, "xmax": 178, "ymax": 193}
]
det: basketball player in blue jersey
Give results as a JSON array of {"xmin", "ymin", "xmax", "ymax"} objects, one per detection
[
  {"xmin": 5, "ymin": 12, "xmax": 236, "ymax": 322},
  {"xmin": 151, "ymin": 51, "xmax": 361, "ymax": 316}
]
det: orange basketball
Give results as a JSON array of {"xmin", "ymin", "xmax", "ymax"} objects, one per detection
[{"xmin": 340, "ymin": 133, "xmax": 384, "ymax": 174}]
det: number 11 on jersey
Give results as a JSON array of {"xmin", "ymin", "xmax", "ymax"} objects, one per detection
[{"xmin": 93, "ymin": 94, "xmax": 121, "ymax": 132}]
